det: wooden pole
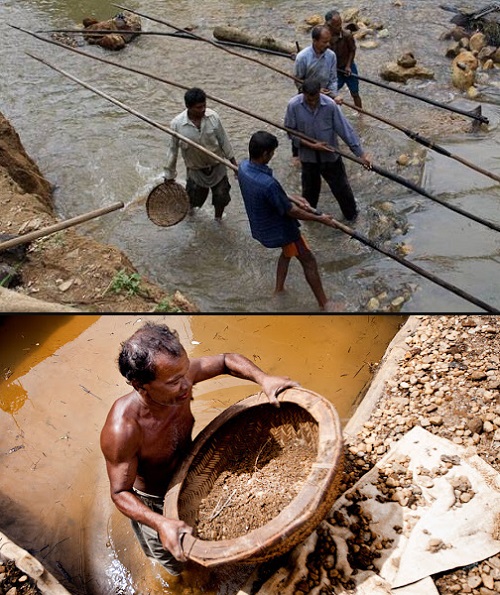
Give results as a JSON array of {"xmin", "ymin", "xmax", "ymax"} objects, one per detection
[
  {"xmin": 344, "ymin": 101, "xmax": 500, "ymax": 184},
  {"xmin": 112, "ymin": 4, "xmax": 300, "ymax": 83},
  {"xmin": 36, "ymin": 28, "xmax": 294, "ymax": 57},
  {"xmin": 338, "ymin": 69, "xmax": 489, "ymax": 125},
  {"xmin": 0, "ymin": 201, "xmax": 124, "ymax": 252},
  {"xmin": 13, "ymin": 26, "xmax": 500, "ymax": 233},
  {"xmin": 23, "ymin": 54, "xmax": 500, "ymax": 313}
]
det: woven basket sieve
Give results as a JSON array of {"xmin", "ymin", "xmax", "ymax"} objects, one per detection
[
  {"xmin": 164, "ymin": 387, "xmax": 343, "ymax": 567},
  {"xmin": 146, "ymin": 181, "xmax": 189, "ymax": 227}
]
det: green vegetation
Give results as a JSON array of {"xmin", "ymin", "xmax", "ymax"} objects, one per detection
[
  {"xmin": 153, "ymin": 297, "xmax": 184, "ymax": 313},
  {"xmin": 109, "ymin": 269, "xmax": 142, "ymax": 296}
]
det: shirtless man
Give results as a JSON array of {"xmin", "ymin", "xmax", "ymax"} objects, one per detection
[
  {"xmin": 325, "ymin": 10, "xmax": 363, "ymax": 108},
  {"xmin": 100, "ymin": 322, "xmax": 299, "ymax": 575}
]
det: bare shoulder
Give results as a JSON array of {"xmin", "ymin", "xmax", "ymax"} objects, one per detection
[{"xmin": 101, "ymin": 391, "xmax": 141, "ymax": 459}]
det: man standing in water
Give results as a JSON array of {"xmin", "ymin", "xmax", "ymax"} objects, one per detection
[
  {"xmin": 238, "ymin": 130, "xmax": 339, "ymax": 311},
  {"xmin": 325, "ymin": 10, "xmax": 363, "ymax": 108},
  {"xmin": 291, "ymin": 25, "xmax": 340, "ymax": 164},
  {"xmin": 294, "ymin": 25, "xmax": 338, "ymax": 99},
  {"xmin": 164, "ymin": 87, "xmax": 237, "ymax": 220},
  {"xmin": 284, "ymin": 78, "xmax": 371, "ymax": 218},
  {"xmin": 100, "ymin": 322, "xmax": 298, "ymax": 574}
]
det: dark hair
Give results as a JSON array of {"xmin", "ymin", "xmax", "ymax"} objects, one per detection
[
  {"xmin": 302, "ymin": 78, "xmax": 321, "ymax": 95},
  {"xmin": 248, "ymin": 130, "xmax": 279, "ymax": 159},
  {"xmin": 311, "ymin": 25, "xmax": 330, "ymax": 40},
  {"xmin": 184, "ymin": 87, "xmax": 206, "ymax": 108},
  {"xmin": 325, "ymin": 9, "xmax": 340, "ymax": 22},
  {"xmin": 118, "ymin": 322, "xmax": 184, "ymax": 385}
]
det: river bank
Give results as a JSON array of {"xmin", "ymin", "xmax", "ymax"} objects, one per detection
[{"xmin": 0, "ymin": 112, "xmax": 197, "ymax": 312}]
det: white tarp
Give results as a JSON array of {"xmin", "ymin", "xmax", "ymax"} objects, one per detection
[
  {"xmin": 255, "ymin": 426, "xmax": 500, "ymax": 594},
  {"xmin": 330, "ymin": 426, "xmax": 500, "ymax": 592}
]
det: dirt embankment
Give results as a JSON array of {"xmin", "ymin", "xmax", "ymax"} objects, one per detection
[{"xmin": 0, "ymin": 112, "xmax": 197, "ymax": 312}]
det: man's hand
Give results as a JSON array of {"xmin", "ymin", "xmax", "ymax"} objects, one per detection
[
  {"xmin": 289, "ymin": 194, "xmax": 312, "ymax": 211},
  {"xmin": 311, "ymin": 140, "xmax": 330, "ymax": 152},
  {"xmin": 260, "ymin": 375, "xmax": 300, "ymax": 407},
  {"xmin": 318, "ymin": 212, "xmax": 336, "ymax": 226},
  {"xmin": 157, "ymin": 517, "xmax": 193, "ymax": 562},
  {"xmin": 360, "ymin": 153, "xmax": 373, "ymax": 170}
]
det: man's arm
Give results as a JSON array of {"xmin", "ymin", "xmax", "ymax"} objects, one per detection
[
  {"xmin": 213, "ymin": 114, "xmax": 236, "ymax": 165},
  {"xmin": 293, "ymin": 53, "xmax": 306, "ymax": 92},
  {"xmin": 189, "ymin": 354, "xmax": 300, "ymax": 406},
  {"xmin": 332, "ymin": 105, "xmax": 372, "ymax": 168},
  {"xmin": 100, "ymin": 414, "xmax": 192, "ymax": 560},
  {"xmin": 327, "ymin": 51, "xmax": 339, "ymax": 96},
  {"xmin": 287, "ymin": 201, "xmax": 337, "ymax": 226},
  {"xmin": 344, "ymin": 33, "xmax": 356, "ymax": 74},
  {"xmin": 164, "ymin": 121, "xmax": 180, "ymax": 182}
]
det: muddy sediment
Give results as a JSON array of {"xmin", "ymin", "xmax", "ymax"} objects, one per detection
[
  {"xmin": 196, "ymin": 438, "xmax": 317, "ymax": 540},
  {"xmin": 0, "ymin": 111, "xmax": 197, "ymax": 312}
]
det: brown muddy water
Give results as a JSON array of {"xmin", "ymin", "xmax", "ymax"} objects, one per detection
[{"xmin": 0, "ymin": 314, "xmax": 404, "ymax": 594}]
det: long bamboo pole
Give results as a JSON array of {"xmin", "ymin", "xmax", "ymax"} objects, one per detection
[
  {"xmin": 11, "ymin": 25, "xmax": 500, "ymax": 234},
  {"xmin": 36, "ymin": 28, "xmax": 293, "ymax": 57},
  {"xmin": 113, "ymin": 4, "xmax": 299, "ymax": 83},
  {"xmin": 0, "ymin": 201, "xmax": 124, "ymax": 252},
  {"xmin": 56, "ymin": 19, "xmax": 493, "ymax": 172},
  {"xmin": 24, "ymin": 53, "xmax": 499, "ymax": 313},
  {"xmin": 337, "ymin": 68, "xmax": 489, "ymax": 125},
  {"xmin": 113, "ymin": 4, "xmax": 489, "ymax": 126},
  {"xmin": 344, "ymin": 101, "xmax": 500, "ymax": 184}
]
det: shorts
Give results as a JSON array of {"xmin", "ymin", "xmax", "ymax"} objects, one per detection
[
  {"xmin": 186, "ymin": 175, "xmax": 231, "ymax": 210},
  {"xmin": 337, "ymin": 62, "xmax": 360, "ymax": 95},
  {"xmin": 130, "ymin": 489, "xmax": 185, "ymax": 576},
  {"xmin": 282, "ymin": 235, "xmax": 311, "ymax": 258}
]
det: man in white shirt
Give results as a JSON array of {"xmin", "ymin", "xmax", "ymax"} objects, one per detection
[
  {"xmin": 164, "ymin": 88, "xmax": 237, "ymax": 220},
  {"xmin": 294, "ymin": 25, "xmax": 338, "ymax": 99}
]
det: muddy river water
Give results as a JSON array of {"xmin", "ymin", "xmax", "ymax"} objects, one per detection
[
  {"xmin": 0, "ymin": 314, "xmax": 404, "ymax": 594},
  {"xmin": 1, "ymin": 0, "xmax": 500, "ymax": 311}
]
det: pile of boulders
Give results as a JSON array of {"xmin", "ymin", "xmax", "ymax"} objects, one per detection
[
  {"xmin": 82, "ymin": 11, "xmax": 141, "ymax": 50},
  {"xmin": 443, "ymin": 28, "xmax": 500, "ymax": 96}
]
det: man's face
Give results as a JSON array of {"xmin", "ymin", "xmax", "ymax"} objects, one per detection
[
  {"xmin": 327, "ymin": 16, "xmax": 342, "ymax": 36},
  {"xmin": 187, "ymin": 101, "xmax": 206, "ymax": 120},
  {"xmin": 304, "ymin": 91, "xmax": 321, "ymax": 109},
  {"xmin": 139, "ymin": 350, "xmax": 192, "ymax": 407},
  {"xmin": 313, "ymin": 29, "xmax": 331, "ymax": 54}
]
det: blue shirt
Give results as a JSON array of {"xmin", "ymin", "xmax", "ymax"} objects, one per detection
[
  {"xmin": 238, "ymin": 160, "xmax": 301, "ymax": 249},
  {"xmin": 284, "ymin": 93, "xmax": 364, "ymax": 163},
  {"xmin": 294, "ymin": 45, "xmax": 338, "ymax": 95}
]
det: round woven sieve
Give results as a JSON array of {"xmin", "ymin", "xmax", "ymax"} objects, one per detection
[{"xmin": 146, "ymin": 181, "xmax": 189, "ymax": 227}]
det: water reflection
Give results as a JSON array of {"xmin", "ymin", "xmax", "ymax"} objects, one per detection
[{"xmin": 0, "ymin": 314, "xmax": 404, "ymax": 594}]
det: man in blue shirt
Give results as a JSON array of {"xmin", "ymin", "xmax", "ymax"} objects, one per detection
[
  {"xmin": 238, "ymin": 130, "xmax": 339, "ymax": 311},
  {"xmin": 284, "ymin": 78, "xmax": 371, "ymax": 220},
  {"xmin": 291, "ymin": 25, "xmax": 340, "ymax": 164}
]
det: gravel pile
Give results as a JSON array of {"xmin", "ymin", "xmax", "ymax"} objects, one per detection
[{"xmin": 277, "ymin": 315, "xmax": 500, "ymax": 595}]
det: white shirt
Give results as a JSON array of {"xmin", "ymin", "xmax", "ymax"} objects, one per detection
[{"xmin": 164, "ymin": 108, "xmax": 235, "ymax": 186}]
